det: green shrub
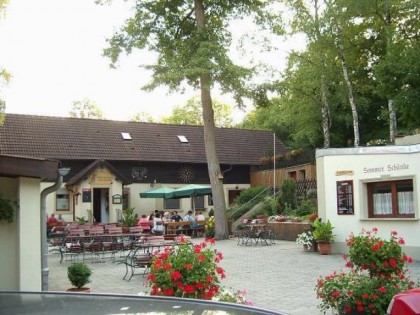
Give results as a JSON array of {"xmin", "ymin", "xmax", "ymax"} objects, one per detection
[
  {"xmin": 0, "ymin": 196, "xmax": 15, "ymax": 223},
  {"xmin": 233, "ymin": 186, "xmax": 267, "ymax": 205},
  {"xmin": 296, "ymin": 199, "xmax": 316, "ymax": 217},
  {"xmin": 279, "ymin": 178, "xmax": 297, "ymax": 210},
  {"xmin": 227, "ymin": 186, "xmax": 268, "ymax": 221},
  {"xmin": 68, "ymin": 262, "xmax": 92, "ymax": 289},
  {"xmin": 121, "ymin": 207, "xmax": 139, "ymax": 227}
]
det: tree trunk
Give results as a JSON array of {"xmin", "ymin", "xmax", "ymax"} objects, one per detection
[
  {"xmin": 194, "ymin": 0, "xmax": 229, "ymax": 240},
  {"xmin": 320, "ymin": 76, "xmax": 330, "ymax": 148},
  {"xmin": 314, "ymin": 0, "xmax": 331, "ymax": 148},
  {"xmin": 384, "ymin": 0, "xmax": 397, "ymax": 143},
  {"xmin": 337, "ymin": 36, "xmax": 360, "ymax": 147},
  {"xmin": 388, "ymin": 99, "xmax": 397, "ymax": 143}
]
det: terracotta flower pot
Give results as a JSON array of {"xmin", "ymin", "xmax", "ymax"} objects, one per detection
[
  {"xmin": 317, "ymin": 242, "xmax": 331, "ymax": 255},
  {"xmin": 66, "ymin": 287, "xmax": 91, "ymax": 293}
]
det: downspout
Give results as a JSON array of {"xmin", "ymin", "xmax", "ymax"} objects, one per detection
[{"xmin": 40, "ymin": 169, "xmax": 68, "ymax": 291}]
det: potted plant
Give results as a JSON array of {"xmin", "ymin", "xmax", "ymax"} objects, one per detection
[
  {"xmin": 67, "ymin": 262, "xmax": 92, "ymax": 292},
  {"xmin": 296, "ymin": 230, "xmax": 315, "ymax": 251},
  {"xmin": 204, "ymin": 216, "xmax": 215, "ymax": 238},
  {"xmin": 312, "ymin": 218, "xmax": 335, "ymax": 254},
  {"xmin": 315, "ymin": 228, "xmax": 415, "ymax": 314},
  {"xmin": 121, "ymin": 207, "xmax": 139, "ymax": 232},
  {"xmin": 76, "ymin": 216, "xmax": 88, "ymax": 224}
]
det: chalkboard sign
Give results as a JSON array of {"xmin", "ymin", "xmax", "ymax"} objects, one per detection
[
  {"xmin": 82, "ymin": 189, "xmax": 91, "ymax": 203},
  {"xmin": 337, "ymin": 180, "xmax": 354, "ymax": 215}
]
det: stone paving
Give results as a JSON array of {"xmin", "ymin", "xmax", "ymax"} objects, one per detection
[{"xmin": 48, "ymin": 238, "xmax": 420, "ymax": 315}]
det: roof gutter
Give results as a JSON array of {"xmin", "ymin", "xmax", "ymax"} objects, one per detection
[{"xmin": 40, "ymin": 166, "xmax": 70, "ymax": 291}]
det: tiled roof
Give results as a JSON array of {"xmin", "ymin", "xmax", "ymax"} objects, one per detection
[{"xmin": 0, "ymin": 114, "xmax": 287, "ymax": 165}]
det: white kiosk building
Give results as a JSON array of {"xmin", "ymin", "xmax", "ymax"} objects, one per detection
[{"xmin": 316, "ymin": 138, "xmax": 420, "ymax": 260}]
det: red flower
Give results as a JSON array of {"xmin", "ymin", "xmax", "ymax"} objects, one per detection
[
  {"xmin": 332, "ymin": 290, "xmax": 340, "ymax": 297},
  {"xmin": 391, "ymin": 230, "xmax": 398, "ymax": 236},
  {"xmin": 160, "ymin": 252, "xmax": 168, "ymax": 259},
  {"xmin": 147, "ymin": 274, "xmax": 156, "ymax": 281},
  {"xmin": 163, "ymin": 263, "xmax": 172, "ymax": 270},
  {"xmin": 183, "ymin": 285, "xmax": 195, "ymax": 294},
  {"xmin": 205, "ymin": 275, "xmax": 214, "ymax": 282},
  {"xmin": 343, "ymin": 305, "xmax": 352, "ymax": 313},
  {"xmin": 398, "ymin": 238, "xmax": 405, "ymax": 245},
  {"xmin": 372, "ymin": 241, "xmax": 383, "ymax": 251},
  {"xmin": 198, "ymin": 254, "xmax": 206, "ymax": 262},
  {"xmin": 185, "ymin": 263, "xmax": 193, "ymax": 270},
  {"xmin": 163, "ymin": 288, "xmax": 174, "ymax": 296},
  {"xmin": 357, "ymin": 305, "xmax": 365, "ymax": 312},
  {"xmin": 150, "ymin": 286, "xmax": 160, "ymax": 295},
  {"xmin": 372, "ymin": 227, "xmax": 378, "ymax": 232},
  {"xmin": 378, "ymin": 286, "xmax": 387, "ymax": 294},
  {"xmin": 195, "ymin": 282, "xmax": 204, "ymax": 289},
  {"xmin": 389, "ymin": 258, "xmax": 397, "ymax": 268},
  {"xmin": 383, "ymin": 261, "xmax": 389, "ymax": 267},
  {"xmin": 193, "ymin": 245, "xmax": 202, "ymax": 254},
  {"xmin": 205, "ymin": 238, "xmax": 216, "ymax": 244},
  {"xmin": 362, "ymin": 293, "xmax": 369, "ymax": 299},
  {"xmin": 171, "ymin": 270, "xmax": 182, "ymax": 280}
]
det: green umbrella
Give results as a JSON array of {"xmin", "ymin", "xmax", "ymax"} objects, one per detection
[
  {"xmin": 139, "ymin": 187, "xmax": 175, "ymax": 199},
  {"xmin": 173, "ymin": 184, "xmax": 212, "ymax": 198},
  {"xmin": 173, "ymin": 184, "xmax": 212, "ymax": 213}
]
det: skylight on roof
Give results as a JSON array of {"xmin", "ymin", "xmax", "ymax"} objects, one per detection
[
  {"xmin": 177, "ymin": 135, "xmax": 188, "ymax": 143},
  {"xmin": 121, "ymin": 132, "xmax": 132, "ymax": 140}
]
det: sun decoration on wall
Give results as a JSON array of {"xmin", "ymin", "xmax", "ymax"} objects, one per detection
[{"xmin": 178, "ymin": 165, "xmax": 196, "ymax": 183}]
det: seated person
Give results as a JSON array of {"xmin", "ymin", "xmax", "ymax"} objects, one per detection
[
  {"xmin": 148, "ymin": 213, "xmax": 155, "ymax": 228},
  {"xmin": 195, "ymin": 211, "xmax": 205, "ymax": 222},
  {"xmin": 152, "ymin": 213, "xmax": 165, "ymax": 235},
  {"xmin": 171, "ymin": 211, "xmax": 182, "ymax": 222},
  {"xmin": 137, "ymin": 214, "xmax": 151, "ymax": 232},
  {"xmin": 48, "ymin": 214, "xmax": 58, "ymax": 224},
  {"xmin": 184, "ymin": 210, "xmax": 198, "ymax": 236},
  {"xmin": 162, "ymin": 211, "xmax": 171, "ymax": 223}
]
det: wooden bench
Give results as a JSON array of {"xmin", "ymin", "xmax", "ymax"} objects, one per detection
[{"xmin": 165, "ymin": 221, "xmax": 192, "ymax": 235}]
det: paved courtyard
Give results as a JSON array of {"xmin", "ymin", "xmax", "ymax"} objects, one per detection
[{"xmin": 48, "ymin": 238, "xmax": 420, "ymax": 315}]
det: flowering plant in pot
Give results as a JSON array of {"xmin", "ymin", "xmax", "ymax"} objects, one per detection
[
  {"xmin": 315, "ymin": 228, "xmax": 416, "ymax": 314},
  {"xmin": 296, "ymin": 230, "xmax": 315, "ymax": 251},
  {"xmin": 146, "ymin": 237, "xmax": 224, "ymax": 299},
  {"xmin": 204, "ymin": 216, "xmax": 215, "ymax": 238},
  {"xmin": 146, "ymin": 237, "xmax": 251, "ymax": 304}
]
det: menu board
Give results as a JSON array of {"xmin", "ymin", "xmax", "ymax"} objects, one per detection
[
  {"xmin": 82, "ymin": 188, "xmax": 91, "ymax": 203},
  {"xmin": 337, "ymin": 180, "xmax": 354, "ymax": 215}
]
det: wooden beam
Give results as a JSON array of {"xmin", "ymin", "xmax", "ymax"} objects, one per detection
[{"xmin": 0, "ymin": 155, "xmax": 59, "ymax": 179}]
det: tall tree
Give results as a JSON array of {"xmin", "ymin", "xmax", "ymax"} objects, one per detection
[
  {"xmin": 99, "ymin": 0, "xmax": 279, "ymax": 239},
  {"xmin": 69, "ymin": 98, "xmax": 104, "ymax": 119},
  {"xmin": 131, "ymin": 111, "xmax": 155, "ymax": 123},
  {"xmin": 286, "ymin": 0, "xmax": 332, "ymax": 148},
  {"xmin": 161, "ymin": 97, "xmax": 234, "ymax": 127}
]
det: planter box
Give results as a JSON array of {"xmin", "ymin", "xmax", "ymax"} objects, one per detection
[{"xmin": 268, "ymin": 222, "xmax": 311, "ymax": 241}]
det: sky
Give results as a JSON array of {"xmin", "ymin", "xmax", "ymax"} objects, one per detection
[{"xmin": 0, "ymin": 0, "xmax": 305, "ymax": 123}]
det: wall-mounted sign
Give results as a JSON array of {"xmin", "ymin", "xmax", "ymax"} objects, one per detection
[
  {"xmin": 337, "ymin": 180, "xmax": 354, "ymax": 215},
  {"xmin": 112, "ymin": 194, "xmax": 122, "ymax": 204},
  {"xmin": 335, "ymin": 170, "xmax": 354, "ymax": 176},
  {"xmin": 82, "ymin": 188, "xmax": 91, "ymax": 203},
  {"xmin": 89, "ymin": 168, "xmax": 114, "ymax": 185}
]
